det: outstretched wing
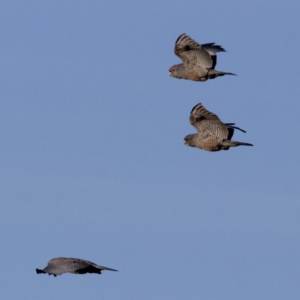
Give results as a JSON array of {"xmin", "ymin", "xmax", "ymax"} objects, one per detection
[
  {"xmin": 225, "ymin": 123, "xmax": 246, "ymax": 133},
  {"xmin": 225, "ymin": 124, "xmax": 247, "ymax": 140},
  {"xmin": 189, "ymin": 103, "xmax": 225, "ymax": 134},
  {"xmin": 202, "ymin": 43, "xmax": 226, "ymax": 69},
  {"xmin": 190, "ymin": 103, "xmax": 221, "ymax": 128},
  {"xmin": 42, "ymin": 259, "xmax": 70, "ymax": 276},
  {"xmin": 37, "ymin": 257, "xmax": 117, "ymax": 276},
  {"xmin": 65, "ymin": 259, "xmax": 92, "ymax": 273},
  {"xmin": 174, "ymin": 34, "xmax": 213, "ymax": 69},
  {"xmin": 76, "ymin": 258, "xmax": 118, "ymax": 272},
  {"xmin": 42, "ymin": 258, "xmax": 92, "ymax": 276}
]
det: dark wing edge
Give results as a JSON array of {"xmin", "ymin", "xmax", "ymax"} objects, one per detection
[
  {"xmin": 226, "ymin": 124, "xmax": 247, "ymax": 141},
  {"xmin": 75, "ymin": 264, "xmax": 118, "ymax": 274},
  {"xmin": 174, "ymin": 33, "xmax": 203, "ymax": 57},
  {"xmin": 202, "ymin": 43, "xmax": 227, "ymax": 69},
  {"xmin": 190, "ymin": 103, "xmax": 221, "ymax": 125},
  {"xmin": 36, "ymin": 268, "xmax": 58, "ymax": 277},
  {"xmin": 226, "ymin": 123, "xmax": 246, "ymax": 133},
  {"xmin": 74, "ymin": 258, "xmax": 118, "ymax": 272},
  {"xmin": 202, "ymin": 43, "xmax": 226, "ymax": 54}
]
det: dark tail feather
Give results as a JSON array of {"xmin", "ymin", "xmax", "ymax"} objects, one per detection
[
  {"xmin": 222, "ymin": 140, "xmax": 253, "ymax": 148},
  {"xmin": 208, "ymin": 69, "xmax": 236, "ymax": 79},
  {"xmin": 36, "ymin": 268, "xmax": 45, "ymax": 274},
  {"xmin": 99, "ymin": 266, "xmax": 118, "ymax": 272}
]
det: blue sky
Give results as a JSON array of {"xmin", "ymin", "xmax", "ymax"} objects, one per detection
[{"xmin": 1, "ymin": 1, "xmax": 300, "ymax": 299}]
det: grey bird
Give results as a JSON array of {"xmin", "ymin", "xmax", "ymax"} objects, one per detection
[
  {"xmin": 184, "ymin": 103, "xmax": 253, "ymax": 152},
  {"xmin": 169, "ymin": 33, "xmax": 235, "ymax": 81},
  {"xmin": 36, "ymin": 257, "xmax": 118, "ymax": 277}
]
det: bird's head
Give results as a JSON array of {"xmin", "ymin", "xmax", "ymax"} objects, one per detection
[
  {"xmin": 169, "ymin": 65, "xmax": 176, "ymax": 77},
  {"xmin": 169, "ymin": 64, "xmax": 185, "ymax": 79},
  {"xmin": 184, "ymin": 135, "xmax": 196, "ymax": 147}
]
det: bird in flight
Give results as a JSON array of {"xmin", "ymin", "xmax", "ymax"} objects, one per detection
[
  {"xmin": 184, "ymin": 103, "xmax": 253, "ymax": 152},
  {"xmin": 36, "ymin": 257, "xmax": 118, "ymax": 277},
  {"xmin": 169, "ymin": 33, "xmax": 235, "ymax": 82}
]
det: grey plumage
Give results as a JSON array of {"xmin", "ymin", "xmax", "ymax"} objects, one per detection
[
  {"xmin": 184, "ymin": 103, "xmax": 253, "ymax": 152},
  {"xmin": 169, "ymin": 33, "xmax": 235, "ymax": 81},
  {"xmin": 36, "ymin": 257, "xmax": 117, "ymax": 277}
]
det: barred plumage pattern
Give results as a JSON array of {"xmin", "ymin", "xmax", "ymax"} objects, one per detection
[
  {"xmin": 184, "ymin": 103, "xmax": 253, "ymax": 152},
  {"xmin": 169, "ymin": 33, "xmax": 235, "ymax": 81}
]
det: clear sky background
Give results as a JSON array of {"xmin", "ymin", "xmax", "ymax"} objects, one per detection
[{"xmin": 1, "ymin": 1, "xmax": 300, "ymax": 299}]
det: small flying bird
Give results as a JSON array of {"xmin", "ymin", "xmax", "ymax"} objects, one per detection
[
  {"xmin": 184, "ymin": 103, "xmax": 253, "ymax": 152},
  {"xmin": 36, "ymin": 257, "xmax": 118, "ymax": 277},
  {"xmin": 169, "ymin": 33, "xmax": 235, "ymax": 82}
]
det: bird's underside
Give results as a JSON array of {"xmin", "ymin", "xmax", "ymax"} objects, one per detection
[{"xmin": 186, "ymin": 66, "xmax": 235, "ymax": 82}]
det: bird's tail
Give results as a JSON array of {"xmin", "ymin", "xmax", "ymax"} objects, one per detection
[
  {"xmin": 207, "ymin": 69, "xmax": 236, "ymax": 79},
  {"xmin": 221, "ymin": 140, "xmax": 253, "ymax": 149},
  {"xmin": 98, "ymin": 265, "xmax": 118, "ymax": 272},
  {"xmin": 36, "ymin": 268, "xmax": 46, "ymax": 274}
]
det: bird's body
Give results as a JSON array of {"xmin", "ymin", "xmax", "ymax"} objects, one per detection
[
  {"xmin": 169, "ymin": 34, "xmax": 235, "ymax": 82},
  {"xmin": 36, "ymin": 257, "xmax": 117, "ymax": 277},
  {"xmin": 184, "ymin": 103, "xmax": 253, "ymax": 152}
]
